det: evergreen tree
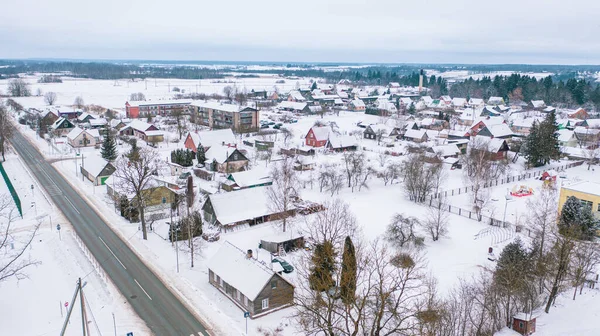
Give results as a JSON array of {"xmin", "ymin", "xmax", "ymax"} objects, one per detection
[
  {"xmin": 538, "ymin": 111, "xmax": 561, "ymax": 165},
  {"xmin": 311, "ymin": 81, "xmax": 317, "ymax": 91},
  {"xmin": 340, "ymin": 236, "xmax": 357, "ymax": 305},
  {"xmin": 494, "ymin": 238, "xmax": 533, "ymax": 326},
  {"xmin": 196, "ymin": 144, "xmax": 206, "ymax": 165},
  {"xmin": 560, "ymin": 196, "xmax": 581, "ymax": 229},
  {"xmin": 524, "ymin": 121, "xmax": 542, "ymax": 167},
  {"xmin": 100, "ymin": 129, "xmax": 117, "ymax": 161},
  {"xmin": 210, "ymin": 159, "xmax": 218, "ymax": 172},
  {"xmin": 559, "ymin": 196, "xmax": 598, "ymax": 240},
  {"xmin": 309, "ymin": 241, "xmax": 336, "ymax": 292}
]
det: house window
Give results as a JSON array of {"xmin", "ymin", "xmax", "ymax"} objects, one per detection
[
  {"xmin": 243, "ymin": 295, "xmax": 248, "ymax": 306},
  {"xmin": 162, "ymin": 197, "xmax": 167, "ymax": 204},
  {"xmin": 518, "ymin": 322, "xmax": 524, "ymax": 329},
  {"xmin": 233, "ymin": 154, "xmax": 238, "ymax": 160},
  {"xmin": 271, "ymin": 279, "xmax": 277, "ymax": 289},
  {"xmin": 237, "ymin": 289, "xmax": 241, "ymax": 301},
  {"xmin": 261, "ymin": 298, "xmax": 269, "ymax": 309},
  {"xmin": 79, "ymin": 140, "xmax": 83, "ymax": 145},
  {"xmin": 219, "ymin": 276, "xmax": 223, "ymax": 287},
  {"xmin": 213, "ymin": 272, "xmax": 218, "ymax": 282},
  {"xmin": 581, "ymin": 199, "xmax": 593, "ymax": 210},
  {"xmin": 597, "ymin": 203, "xmax": 600, "ymax": 212}
]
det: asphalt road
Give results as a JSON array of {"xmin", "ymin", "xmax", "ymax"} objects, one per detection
[{"xmin": 10, "ymin": 131, "xmax": 212, "ymax": 336}]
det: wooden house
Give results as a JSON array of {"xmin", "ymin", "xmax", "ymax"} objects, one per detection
[
  {"xmin": 568, "ymin": 108, "xmax": 588, "ymax": 120},
  {"xmin": 119, "ymin": 120, "xmax": 164, "ymax": 143},
  {"xmin": 202, "ymin": 187, "xmax": 295, "ymax": 230},
  {"xmin": 472, "ymin": 137, "xmax": 510, "ymax": 161},
  {"xmin": 260, "ymin": 232, "xmax": 305, "ymax": 254},
  {"xmin": 50, "ymin": 117, "xmax": 75, "ymax": 136},
  {"xmin": 326, "ymin": 135, "xmax": 358, "ymax": 152},
  {"xmin": 207, "ymin": 242, "xmax": 294, "ymax": 318},
  {"xmin": 305, "ymin": 126, "xmax": 330, "ymax": 147},
  {"xmin": 77, "ymin": 112, "xmax": 96, "ymax": 123},
  {"xmin": 403, "ymin": 129, "xmax": 428, "ymax": 143},
  {"xmin": 205, "ymin": 147, "xmax": 249, "ymax": 173},
  {"xmin": 222, "ymin": 168, "xmax": 273, "ymax": 192},
  {"xmin": 348, "ymin": 98, "xmax": 366, "ymax": 112},
  {"xmin": 277, "ymin": 101, "xmax": 311, "ymax": 114},
  {"xmin": 363, "ymin": 124, "xmax": 398, "ymax": 141},
  {"xmin": 80, "ymin": 156, "xmax": 116, "ymax": 186},
  {"xmin": 66, "ymin": 127, "xmax": 99, "ymax": 148},
  {"xmin": 184, "ymin": 129, "xmax": 236, "ymax": 153}
]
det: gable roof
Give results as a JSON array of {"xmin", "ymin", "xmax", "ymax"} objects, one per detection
[
  {"xmin": 469, "ymin": 98, "xmax": 484, "ymax": 105},
  {"xmin": 205, "ymin": 146, "xmax": 246, "ymax": 164},
  {"xmin": 557, "ymin": 129, "xmax": 575, "ymax": 142},
  {"xmin": 531, "ymin": 100, "xmax": 545, "ymax": 108},
  {"xmin": 350, "ymin": 98, "xmax": 365, "ymax": 108},
  {"xmin": 127, "ymin": 99, "xmax": 192, "ymax": 107},
  {"xmin": 128, "ymin": 119, "xmax": 156, "ymax": 132},
  {"xmin": 228, "ymin": 168, "xmax": 272, "ymax": 188},
  {"xmin": 473, "ymin": 136, "xmax": 508, "ymax": 152},
  {"xmin": 404, "ymin": 128, "xmax": 427, "ymax": 139},
  {"xmin": 190, "ymin": 129, "xmax": 236, "ymax": 149},
  {"xmin": 288, "ymin": 90, "xmax": 306, "ymax": 101},
  {"xmin": 207, "ymin": 241, "xmax": 282, "ymax": 301},
  {"xmin": 431, "ymin": 144, "xmax": 460, "ymax": 157},
  {"xmin": 206, "ymin": 186, "xmax": 286, "ymax": 225},
  {"xmin": 452, "ymin": 98, "xmax": 467, "ymax": 106},
  {"xmin": 82, "ymin": 156, "xmax": 113, "ymax": 178},
  {"xmin": 487, "ymin": 123, "xmax": 513, "ymax": 137},
  {"xmin": 278, "ymin": 101, "xmax": 308, "ymax": 111},
  {"xmin": 327, "ymin": 135, "xmax": 358, "ymax": 149},
  {"xmin": 307, "ymin": 126, "xmax": 331, "ymax": 141},
  {"xmin": 51, "ymin": 117, "xmax": 73, "ymax": 129},
  {"xmin": 77, "ymin": 112, "xmax": 95, "ymax": 122},
  {"xmin": 89, "ymin": 118, "xmax": 108, "ymax": 127},
  {"xmin": 66, "ymin": 127, "xmax": 85, "ymax": 140}
]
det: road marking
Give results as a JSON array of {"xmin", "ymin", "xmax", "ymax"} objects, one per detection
[
  {"xmin": 134, "ymin": 279, "xmax": 153, "ymax": 300},
  {"xmin": 98, "ymin": 236, "xmax": 127, "ymax": 270},
  {"xmin": 64, "ymin": 196, "xmax": 81, "ymax": 214}
]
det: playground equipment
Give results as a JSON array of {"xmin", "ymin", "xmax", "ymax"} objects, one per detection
[{"xmin": 510, "ymin": 184, "xmax": 534, "ymax": 197}]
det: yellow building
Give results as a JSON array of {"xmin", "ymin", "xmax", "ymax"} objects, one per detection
[{"xmin": 558, "ymin": 181, "xmax": 600, "ymax": 215}]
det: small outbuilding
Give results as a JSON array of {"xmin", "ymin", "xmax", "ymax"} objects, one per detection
[
  {"xmin": 260, "ymin": 232, "xmax": 305, "ymax": 255},
  {"xmin": 511, "ymin": 313, "xmax": 536, "ymax": 335},
  {"xmin": 80, "ymin": 156, "xmax": 116, "ymax": 186}
]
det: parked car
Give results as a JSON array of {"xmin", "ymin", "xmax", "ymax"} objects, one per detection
[
  {"xmin": 273, "ymin": 124, "xmax": 282, "ymax": 129},
  {"xmin": 261, "ymin": 124, "xmax": 270, "ymax": 129},
  {"xmin": 272, "ymin": 258, "xmax": 294, "ymax": 273}
]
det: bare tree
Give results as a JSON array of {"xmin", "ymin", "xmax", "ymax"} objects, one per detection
[
  {"xmin": 386, "ymin": 214, "xmax": 419, "ymax": 247},
  {"xmin": 129, "ymin": 92, "xmax": 146, "ymax": 101},
  {"xmin": 113, "ymin": 147, "xmax": 163, "ymax": 240},
  {"xmin": 462, "ymin": 137, "xmax": 507, "ymax": 220},
  {"xmin": 266, "ymin": 157, "xmax": 298, "ymax": 232},
  {"xmin": 423, "ymin": 198, "xmax": 449, "ymax": 241},
  {"xmin": 0, "ymin": 105, "xmax": 14, "ymax": 162},
  {"xmin": 171, "ymin": 108, "xmax": 187, "ymax": 140},
  {"xmin": 73, "ymin": 96, "xmax": 85, "ymax": 110},
  {"xmin": 527, "ymin": 184, "xmax": 557, "ymax": 291},
  {"xmin": 5, "ymin": 99, "xmax": 24, "ymax": 112},
  {"xmin": 377, "ymin": 152, "xmax": 388, "ymax": 167},
  {"xmin": 305, "ymin": 199, "xmax": 358, "ymax": 250},
  {"xmin": 35, "ymin": 88, "xmax": 42, "ymax": 97},
  {"xmin": 0, "ymin": 196, "xmax": 40, "ymax": 282},
  {"xmin": 223, "ymin": 86, "xmax": 234, "ymax": 102},
  {"xmin": 544, "ymin": 226, "xmax": 577, "ymax": 313},
  {"xmin": 44, "ymin": 92, "xmax": 57, "ymax": 105},
  {"xmin": 381, "ymin": 162, "xmax": 401, "ymax": 186},
  {"xmin": 342, "ymin": 151, "xmax": 365, "ymax": 191},
  {"xmin": 583, "ymin": 146, "xmax": 599, "ymax": 170},
  {"xmin": 569, "ymin": 241, "xmax": 600, "ymax": 300},
  {"xmin": 8, "ymin": 79, "xmax": 31, "ymax": 97},
  {"xmin": 281, "ymin": 127, "xmax": 294, "ymax": 146},
  {"xmin": 402, "ymin": 154, "xmax": 442, "ymax": 202}
]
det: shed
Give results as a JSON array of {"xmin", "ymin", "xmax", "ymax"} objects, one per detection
[
  {"xmin": 80, "ymin": 156, "xmax": 116, "ymax": 186},
  {"xmin": 260, "ymin": 232, "xmax": 305, "ymax": 255},
  {"xmin": 511, "ymin": 313, "xmax": 536, "ymax": 335}
]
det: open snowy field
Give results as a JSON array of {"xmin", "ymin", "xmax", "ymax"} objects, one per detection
[{"xmin": 0, "ymin": 74, "xmax": 314, "ymax": 113}]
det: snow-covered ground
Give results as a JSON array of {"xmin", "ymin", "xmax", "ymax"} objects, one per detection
[{"xmin": 0, "ymin": 153, "xmax": 148, "ymax": 336}]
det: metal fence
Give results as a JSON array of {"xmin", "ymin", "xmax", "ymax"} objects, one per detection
[
  {"xmin": 0, "ymin": 162, "xmax": 22, "ymax": 217},
  {"xmin": 426, "ymin": 198, "xmax": 510, "ymax": 227},
  {"xmin": 431, "ymin": 161, "xmax": 584, "ymax": 200}
]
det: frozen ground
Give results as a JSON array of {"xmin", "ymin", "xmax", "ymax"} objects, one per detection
[{"xmin": 0, "ymin": 153, "xmax": 148, "ymax": 336}]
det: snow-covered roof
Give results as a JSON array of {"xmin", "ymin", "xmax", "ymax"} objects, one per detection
[
  {"xmin": 144, "ymin": 130, "xmax": 164, "ymax": 137},
  {"xmin": 82, "ymin": 156, "xmax": 112, "ymax": 178},
  {"xmin": 368, "ymin": 124, "xmax": 392, "ymax": 135},
  {"xmin": 51, "ymin": 117, "xmax": 71, "ymax": 129},
  {"xmin": 88, "ymin": 129, "xmax": 100, "ymax": 139},
  {"xmin": 451, "ymin": 98, "xmax": 467, "ymax": 107},
  {"xmin": 420, "ymin": 96, "xmax": 433, "ymax": 104},
  {"xmin": 66, "ymin": 127, "xmax": 84, "ymax": 140},
  {"xmin": 431, "ymin": 144, "xmax": 460, "ymax": 157},
  {"xmin": 190, "ymin": 100, "xmax": 256, "ymax": 113},
  {"xmin": 110, "ymin": 119, "xmax": 129, "ymax": 128},
  {"xmin": 472, "ymin": 136, "xmax": 507, "ymax": 152},
  {"xmin": 228, "ymin": 168, "xmax": 272, "ymax": 188},
  {"xmin": 557, "ymin": 129, "xmax": 575, "ymax": 142},
  {"xmin": 476, "ymin": 116, "xmax": 505, "ymax": 127},
  {"xmin": 207, "ymin": 186, "xmax": 287, "ymax": 225},
  {"xmin": 128, "ymin": 119, "xmax": 156, "ymax": 132},
  {"xmin": 278, "ymin": 101, "xmax": 307, "ymax": 111},
  {"xmin": 190, "ymin": 129, "xmax": 236, "ymax": 148},
  {"xmin": 487, "ymin": 124, "xmax": 513, "ymax": 137},
  {"xmin": 531, "ymin": 100, "xmax": 545, "ymax": 108},
  {"xmin": 399, "ymin": 97, "xmax": 413, "ymax": 105},
  {"xmin": 328, "ymin": 135, "xmax": 357, "ymax": 149},
  {"xmin": 205, "ymin": 145, "xmax": 237, "ymax": 164},
  {"xmin": 337, "ymin": 91, "xmax": 348, "ymax": 99},
  {"xmin": 288, "ymin": 90, "xmax": 306, "ymax": 101},
  {"xmin": 89, "ymin": 118, "xmax": 108, "ymax": 127},
  {"xmin": 351, "ymin": 98, "xmax": 365, "ymax": 108},
  {"xmin": 207, "ymin": 241, "xmax": 280, "ymax": 300},
  {"xmin": 574, "ymin": 126, "xmax": 600, "ymax": 135},
  {"xmin": 488, "ymin": 96, "xmax": 504, "ymax": 104},
  {"xmin": 309, "ymin": 105, "xmax": 323, "ymax": 113},
  {"xmin": 77, "ymin": 112, "xmax": 95, "ymax": 121},
  {"xmin": 511, "ymin": 118, "xmax": 541, "ymax": 128},
  {"xmin": 128, "ymin": 99, "xmax": 192, "ymax": 107},
  {"xmin": 404, "ymin": 129, "xmax": 427, "ymax": 139},
  {"xmin": 308, "ymin": 126, "xmax": 331, "ymax": 141},
  {"xmin": 469, "ymin": 98, "xmax": 484, "ymax": 105}
]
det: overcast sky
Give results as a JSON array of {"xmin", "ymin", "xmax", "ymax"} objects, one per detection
[{"xmin": 1, "ymin": 0, "xmax": 599, "ymax": 64}]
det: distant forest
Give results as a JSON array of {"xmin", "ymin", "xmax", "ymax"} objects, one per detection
[{"xmin": 1, "ymin": 59, "xmax": 599, "ymax": 108}]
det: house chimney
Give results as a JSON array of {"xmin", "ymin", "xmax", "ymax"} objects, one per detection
[{"xmin": 246, "ymin": 249, "xmax": 253, "ymax": 259}]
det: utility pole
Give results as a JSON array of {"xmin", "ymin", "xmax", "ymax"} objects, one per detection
[
  {"xmin": 79, "ymin": 278, "xmax": 87, "ymax": 336},
  {"xmin": 81, "ymin": 152, "xmax": 85, "ymax": 181},
  {"xmin": 112, "ymin": 312, "xmax": 117, "ymax": 336}
]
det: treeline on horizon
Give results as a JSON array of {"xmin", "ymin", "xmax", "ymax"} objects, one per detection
[{"xmin": 1, "ymin": 60, "xmax": 599, "ymax": 108}]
